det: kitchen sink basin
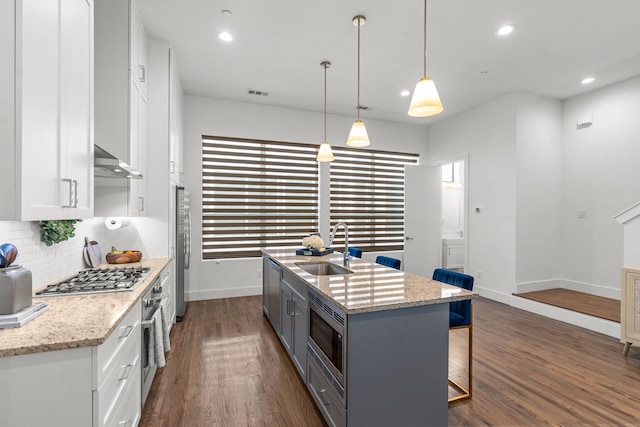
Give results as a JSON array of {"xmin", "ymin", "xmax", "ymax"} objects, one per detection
[{"xmin": 295, "ymin": 262, "xmax": 353, "ymax": 276}]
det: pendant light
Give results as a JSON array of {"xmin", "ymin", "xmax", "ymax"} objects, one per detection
[
  {"xmin": 316, "ymin": 61, "xmax": 334, "ymax": 162},
  {"xmin": 408, "ymin": 0, "xmax": 443, "ymax": 117},
  {"xmin": 346, "ymin": 15, "xmax": 370, "ymax": 147}
]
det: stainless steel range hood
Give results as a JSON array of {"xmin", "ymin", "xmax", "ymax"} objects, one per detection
[{"xmin": 94, "ymin": 145, "xmax": 142, "ymax": 179}]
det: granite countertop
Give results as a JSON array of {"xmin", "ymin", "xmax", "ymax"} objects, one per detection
[
  {"xmin": 263, "ymin": 250, "xmax": 477, "ymax": 314},
  {"xmin": 0, "ymin": 257, "xmax": 170, "ymax": 357}
]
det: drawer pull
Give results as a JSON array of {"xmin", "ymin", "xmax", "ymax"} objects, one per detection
[
  {"xmin": 287, "ymin": 299, "xmax": 294, "ymax": 316},
  {"xmin": 119, "ymin": 419, "xmax": 133, "ymax": 427},
  {"xmin": 118, "ymin": 364, "xmax": 134, "ymax": 380},
  {"xmin": 318, "ymin": 388, "xmax": 331, "ymax": 406},
  {"xmin": 119, "ymin": 325, "xmax": 134, "ymax": 339}
]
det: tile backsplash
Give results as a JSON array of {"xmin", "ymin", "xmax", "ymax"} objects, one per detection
[{"xmin": 0, "ymin": 219, "xmax": 106, "ymax": 290}]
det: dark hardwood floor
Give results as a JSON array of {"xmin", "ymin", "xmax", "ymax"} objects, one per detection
[{"xmin": 141, "ymin": 296, "xmax": 640, "ymax": 427}]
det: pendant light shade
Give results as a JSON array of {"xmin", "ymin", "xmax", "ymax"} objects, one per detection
[
  {"xmin": 408, "ymin": 77, "xmax": 443, "ymax": 117},
  {"xmin": 346, "ymin": 120, "xmax": 370, "ymax": 147},
  {"xmin": 316, "ymin": 61, "xmax": 334, "ymax": 162},
  {"xmin": 347, "ymin": 15, "xmax": 370, "ymax": 147},
  {"xmin": 408, "ymin": 0, "xmax": 443, "ymax": 117},
  {"xmin": 316, "ymin": 141, "xmax": 334, "ymax": 162}
]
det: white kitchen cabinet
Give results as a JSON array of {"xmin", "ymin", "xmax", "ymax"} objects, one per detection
[
  {"xmin": 0, "ymin": 0, "xmax": 94, "ymax": 221},
  {"xmin": 169, "ymin": 48, "xmax": 184, "ymax": 185},
  {"xmin": 130, "ymin": 77, "xmax": 149, "ymax": 216},
  {"xmin": 0, "ymin": 300, "xmax": 142, "ymax": 427},
  {"xmin": 93, "ymin": 301, "xmax": 142, "ymax": 427},
  {"xmin": 622, "ymin": 268, "xmax": 640, "ymax": 355},
  {"xmin": 442, "ymin": 238, "xmax": 465, "ymax": 270},
  {"xmin": 94, "ymin": 0, "xmax": 149, "ymax": 217},
  {"xmin": 130, "ymin": 4, "xmax": 149, "ymax": 97},
  {"xmin": 160, "ymin": 262, "xmax": 176, "ymax": 330}
]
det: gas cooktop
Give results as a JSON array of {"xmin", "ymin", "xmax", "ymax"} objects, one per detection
[{"xmin": 35, "ymin": 267, "xmax": 151, "ymax": 296}]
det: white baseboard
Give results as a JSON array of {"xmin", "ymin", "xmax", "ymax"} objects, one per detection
[
  {"xmin": 186, "ymin": 285, "xmax": 261, "ymax": 301},
  {"xmin": 515, "ymin": 278, "xmax": 620, "ymax": 300},
  {"xmin": 475, "ymin": 286, "xmax": 620, "ymax": 339}
]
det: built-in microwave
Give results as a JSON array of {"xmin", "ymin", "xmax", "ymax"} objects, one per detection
[{"xmin": 308, "ymin": 289, "xmax": 347, "ymax": 387}]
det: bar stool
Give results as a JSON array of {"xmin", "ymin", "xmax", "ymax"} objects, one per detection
[{"xmin": 432, "ymin": 268, "xmax": 474, "ymax": 403}]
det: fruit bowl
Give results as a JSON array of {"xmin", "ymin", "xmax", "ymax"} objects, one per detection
[{"xmin": 106, "ymin": 250, "xmax": 143, "ymax": 264}]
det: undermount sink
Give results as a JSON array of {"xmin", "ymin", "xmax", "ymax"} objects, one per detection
[{"xmin": 295, "ymin": 262, "xmax": 353, "ymax": 276}]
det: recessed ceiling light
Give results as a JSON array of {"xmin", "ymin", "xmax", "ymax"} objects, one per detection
[
  {"xmin": 497, "ymin": 24, "xmax": 516, "ymax": 36},
  {"xmin": 219, "ymin": 31, "xmax": 233, "ymax": 42},
  {"xmin": 400, "ymin": 90, "xmax": 411, "ymax": 97},
  {"xmin": 580, "ymin": 76, "xmax": 595, "ymax": 85}
]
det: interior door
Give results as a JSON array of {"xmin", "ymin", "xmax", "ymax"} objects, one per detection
[{"xmin": 404, "ymin": 165, "xmax": 441, "ymax": 278}]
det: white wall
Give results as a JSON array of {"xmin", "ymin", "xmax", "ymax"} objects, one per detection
[
  {"xmin": 426, "ymin": 94, "xmax": 518, "ymax": 299},
  {"xmin": 0, "ymin": 219, "xmax": 105, "ymax": 291},
  {"xmin": 515, "ymin": 93, "xmax": 563, "ymax": 285},
  {"xmin": 183, "ymin": 95, "xmax": 429, "ymax": 300},
  {"xmin": 561, "ymin": 75, "xmax": 640, "ymax": 294}
]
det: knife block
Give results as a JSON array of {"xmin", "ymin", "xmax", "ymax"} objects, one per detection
[{"xmin": 0, "ymin": 266, "xmax": 33, "ymax": 315}]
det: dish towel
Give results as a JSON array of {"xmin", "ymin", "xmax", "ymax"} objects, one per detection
[
  {"xmin": 151, "ymin": 308, "xmax": 166, "ymax": 368},
  {"xmin": 160, "ymin": 297, "xmax": 171, "ymax": 352}
]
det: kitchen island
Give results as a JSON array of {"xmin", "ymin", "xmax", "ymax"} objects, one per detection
[{"xmin": 262, "ymin": 251, "xmax": 477, "ymax": 427}]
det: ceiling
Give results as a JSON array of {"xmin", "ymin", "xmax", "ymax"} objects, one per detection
[{"xmin": 135, "ymin": 0, "xmax": 640, "ymax": 125}]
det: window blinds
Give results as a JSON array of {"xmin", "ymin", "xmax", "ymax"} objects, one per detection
[
  {"xmin": 329, "ymin": 146, "xmax": 419, "ymax": 252},
  {"xmin": 202, "ymin": 136, "xmax": 319, "ymax": 259}
]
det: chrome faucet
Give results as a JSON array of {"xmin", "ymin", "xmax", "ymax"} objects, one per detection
[{"xmin": 329, "ymin": 222, "xmax": 350, "ymax": 265}]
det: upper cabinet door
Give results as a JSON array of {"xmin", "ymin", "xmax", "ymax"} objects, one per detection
[
  {"xmin": 19, "ymin": 0, "xmax": 63, "ymax": 220},
  {"xmin": 60, "ymin": 0, "xmax": 94, "ymax": 218},
  {"xmin": 130, "ymin": 4, "xmax": 148, "ymax": 96},
  {"xmin": 3, "ymin": 0, "xmax": 94, "ymax": 221}
]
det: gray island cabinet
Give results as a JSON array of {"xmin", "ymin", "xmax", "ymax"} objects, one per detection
[{"xmin": 262, "ymin": 251, "xmax": 476, "ymax": 427}]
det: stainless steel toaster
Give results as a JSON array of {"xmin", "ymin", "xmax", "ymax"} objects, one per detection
[{"xmin": 0, "ymin": 266, "xmax": 32, "ymax": 315}]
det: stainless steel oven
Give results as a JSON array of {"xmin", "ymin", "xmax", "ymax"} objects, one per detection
[
  {"xmin": 141, "ymin": 276, "xmax": 164, "ymax": 405},
  {"xmin": 308, "ymin": 288, "xmax": 347, "ymax": 388}
]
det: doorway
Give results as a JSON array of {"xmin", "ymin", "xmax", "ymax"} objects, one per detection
[{"xmin": 440, "ymin": 159, "xmax": 467, "ymax": 273}]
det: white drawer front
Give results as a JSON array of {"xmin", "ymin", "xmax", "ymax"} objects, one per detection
[
  {"xmin": 94, "ymin": 323, "xmax": 141, "ymax": 427},
  {"xmin": 93, "ymin": 301, "xmax": 141, "ymax": 389},
  {"xmin": 103, "ymin": 362, "xmax": 142, "ymax": 427}
]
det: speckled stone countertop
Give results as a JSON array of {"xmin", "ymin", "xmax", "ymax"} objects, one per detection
[
  {"xmin": 263, "ymin": 250, "xmax": 477, "ymax": 314},
  {"xmin": 0, "ymin": 257, "xmax": 170, "ymax": 357}
]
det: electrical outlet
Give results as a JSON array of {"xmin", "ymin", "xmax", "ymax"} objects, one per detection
[
  {"xmin": 477, "ymin": 270, "xmax": 483, "ymax": 279},
  {"xmin": 577, "ymin": 209, "xmax": 587, "ymax": 219}
]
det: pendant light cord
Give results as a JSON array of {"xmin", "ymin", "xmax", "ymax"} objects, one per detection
[
  {"xmin": 423, "ymin": 0, "xmax": 427, "ymax": 78},
  {"xmin": 357, "ymin": 16, "xmax": 361, "ymax": 121},
  {"xmin": 324, "ymin": 63, "xmax": 327, "ymax": 141}
]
